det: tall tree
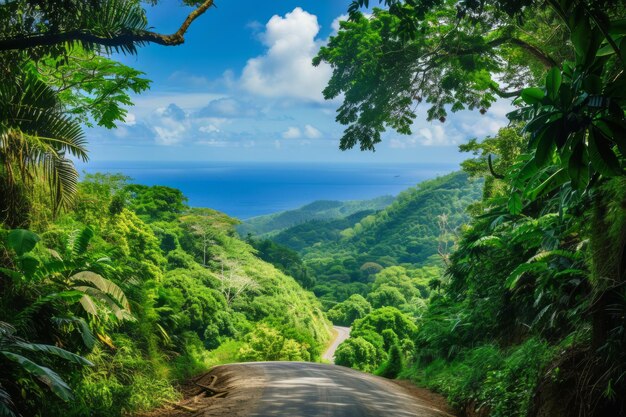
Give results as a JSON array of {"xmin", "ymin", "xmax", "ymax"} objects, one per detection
[{"xmin": 0, "ymin": 0, "xmax": 214, "ymax": 227}]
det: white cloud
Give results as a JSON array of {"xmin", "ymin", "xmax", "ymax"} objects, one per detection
[
  {"xmin": 240, "ymin": 8, "xmax": 332, "ymax": 102},
  {"xmin": 152, "ymin": 104, "xmax": 189, "ymax": 145},
  {"xmin": 154, "ymin": 121, "xmax": 187, "ymax": 146},
  {"xmin": 331, "ymin": 14, "xmax": 348, "ymax": 34},
  {"xmin": 282, "ymin": 126, "xmax": 301, "ymax": 139},
  {"xmin": 304, "ymin": 124, "xmax": 322, "ymax": 139},
  {"xmin": 131, "ymin": 93, "xmax": 224, "ymax": 117},
  {"xmin": 199, "ymin": 124, "xmax": 220, "ymax": 134},
  {"xmin": 389, "ymin": 124, "xmax": 462, "ymax": 148},
  {"xmin": 419, "ymin": 125, "xmax": 461, "ymax": 147},
  {"xmin": 123, "ymin": 112, "xmax": 136, "ymax": 126},
  {"xmin": 389, "ymin": 136, "xmax": 418, "ymax": 149},
  {"xmin": 197, "ymin": 97, "xmax": 262, "ymax": 118},
  {"xmin": 196, "ymin": 139, "xmax": 230, "ymax": 147}
]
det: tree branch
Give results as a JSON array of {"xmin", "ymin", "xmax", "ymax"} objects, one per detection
[
  {"xmin": 0, "ymin": 0, "xmax": 214, "ymax": 52},
  {"xmin": 509, "ymin": 38, "xmax": 558, "ymax": 68},
  {"xmin": 488, "ymin": 84, "xmax": 522, "ymax": 98}
]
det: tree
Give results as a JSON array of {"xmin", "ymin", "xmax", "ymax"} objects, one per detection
[
  {"xmin": 0, "ymin": 73, "xmax": 87, "ymax": 227},
  {"xmin": 314, "ymin": 0, "xmax": 570, "ymax": 150},
  {"xmin": 327, "ymin": 294, "xmax": 372, "ymax": 326},
  {"xmin": 0, "ymin": 1, "xmax": 213, "ymax": 228},
  {"xmin": 0, "ymin": 1, "xmax": 215, "ymax": 53}
]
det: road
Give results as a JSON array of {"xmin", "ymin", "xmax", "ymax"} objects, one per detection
[
  {"xmin": 322, "ymin": 326, "xmax": 351, "ymax": 362},
  {"xmin": 199, "ymin": 362, "xmax": 454, "ymax": 417}
]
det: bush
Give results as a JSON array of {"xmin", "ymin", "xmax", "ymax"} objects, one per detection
[
  {"xmin": 335, "ymin": 337, "xmax": 382, "ymax": 372},
  {"xmin": 327, "ymin": 294, "xmax": 372, "ymax": 325},
  {"xmin": 376, "ymin": 344, "xmax": 403, "ymax": 378}
]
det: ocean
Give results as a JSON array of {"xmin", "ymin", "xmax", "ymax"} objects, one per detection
[{"xmin": 78, "ymin": 161, "xmax": 459, "ymax": 220}]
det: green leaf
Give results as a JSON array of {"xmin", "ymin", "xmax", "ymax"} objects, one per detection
[
  {"xmin": 508, "ymin": 192, "xmax": 523, "ymax": 215},
  {"xmin": 595, "ymin": 118, "xmax": 626, "ymax": 156},
  {"xmin": 7, "ymin": 230, "xmax": 40, "ymax": 256},
  {"xmin": 571, "ymin": 13, "xmax": 591, "ymax": 59},
  {"xmin": 568, "ymin": 143, "xmax": 589, "ymax": 190},
  {"xmin": 583, "ymin": 75, "xmax": 602, "ymax": 94},
  {"xmin": 521, "ymin": 88, "xmax": 545, "ymax": 105},
  {"xmin": 0, "ymin": 352, "xmax": 73, "ymax": 401},
  {"xmin": 545, "ymin": 67, "xmax": 562, "ymax": 100},
  {"xmin": 528, "ymin": 168, "xmax": 569, "ymax": 200},
  {"xmin": 70, "ymin": 227, "xmax": 94, "ymax": 258},
  {"xmin": 588, "ymin": 128, "xmax": 622, "ymax": 177},
  {"xmin": 533, "ymin": 123, "xmax": 560, "ymax": 167},
  {"xmin": 523, "ymin": 111, "xmax": 559, "ymax": 135},
  {"xmin": 0, "ymin": 268, "xmax": 23, "ymax": 281},
  {"xmin": 18, "ymin": 255, "xmax": 40, "ymax": 279},
  {"xmin": 71, "ymin": 271, "xmax": 130, "ymax": 311},
  {"xmin": 505, "ymin": 262, "xmax": 549, "ymax": 289},
  {"xmin": 14, "ymin": 342, "xmax": 93, "ymax": 366}
]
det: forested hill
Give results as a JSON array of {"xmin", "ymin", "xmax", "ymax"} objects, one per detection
[
  {"xmin": 252, "ymin": 172, "xmax": 482, "ymax": 307},
  {"xmin": 304, "ymin": 172, "xmax": 481, "ymax": 263},
  {"xmin": 237, "ymin": 195, "xmax": 395, "ymax": 237},
  {"xmin": 0, "ymin": 175, "xmax": 331, "ymax": 417}
]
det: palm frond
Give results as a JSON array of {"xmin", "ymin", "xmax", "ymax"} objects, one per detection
[
  {"xmin": 13, "ymin": 341, "xmax": 93, "ymax": 366},
  {"xmin": 0, "ymin": 352, "xmax": 74, "ymax": 401},
  {"xmin": 69, "ymin": 227, "xmax": 94, "ymax": 258},
  {"xmin": 71, "ymin": 271, "xmax": 130, "ymax": 311}
]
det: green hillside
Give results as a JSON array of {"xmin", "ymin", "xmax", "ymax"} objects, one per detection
[
  {"xmin": 271, "ymin": 172, "xmax": 482, "ymax": 307},
  {"xmin": 0, "ymin": 176, "xmax": 331, "ymax": 417},
  {"xmin": 237, "ymin": 195, "xmax": 395, "ymax": 237}
]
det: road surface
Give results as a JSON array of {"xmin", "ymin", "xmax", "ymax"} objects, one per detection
[
  {"xmin": 183, "ymin": 362, "xmax": 455, "ymax": 417},
  {"xmin": 322, "ymin": 326, "xmax": 351, "ymax": 362}
]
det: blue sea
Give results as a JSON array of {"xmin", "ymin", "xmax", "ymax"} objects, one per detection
[{"xmin": 78, "ymin": 162, "xmax": 459, "ymax": 219}]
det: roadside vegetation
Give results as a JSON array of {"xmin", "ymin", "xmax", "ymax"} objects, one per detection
[
  {"xmin": 1, "ymin": 0, "xmax": 626, "ymax": 416},
  {"xmin": 0, "ymin": 2, "xmax": 330, "ymax": 416},
  {"xmin": 304, "ymin": 0, "xmax": 626, "ymax": 416}
]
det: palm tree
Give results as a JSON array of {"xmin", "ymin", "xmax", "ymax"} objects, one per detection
[{"xmin": 0, "ymin": 72, "xmax": 87, "ymax": 227}]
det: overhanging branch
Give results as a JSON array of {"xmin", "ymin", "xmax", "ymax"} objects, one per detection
[
  {"xmin": 0, "ymin": 0, "xmax": 214, "ymax": 52},
  {"xmin": 488, "ymin": 84, "xmax": 522, "ymax": 98},
  {"xmin": 509, "ymin": 38, "xmax": 558, "ymax": 68}
]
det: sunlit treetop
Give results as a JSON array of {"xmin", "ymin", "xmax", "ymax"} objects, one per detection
[{"xmin": 316, "ymin": 0, "xmax": 624, "ymax": 151}]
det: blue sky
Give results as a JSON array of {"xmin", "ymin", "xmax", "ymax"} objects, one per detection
[{"xmin": 86, "ymin": 0, "xmax": 512, "ymax": 164}]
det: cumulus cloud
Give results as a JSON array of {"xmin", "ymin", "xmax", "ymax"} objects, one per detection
[
  {"xmin": 123, "ymin": 112, "xmax": 136, "ymax": 126},
  {"xmin": 240, "ymin": 8, "xmax": 332, "ymax": 102},
  {"xmin": 304, "ymin": 124, "xmax": 322, "ymax": 139},
  {"xmin": 331, "ymin": 14, "xmax": 351, "ymax": 35},
  {"xmin": 418, "ymin": 125, "xmax": 462, "ymax": 147},
  {"xmin": 158, "ymin": 103, "xmax": 186, "ymax": 121},
  {"xmin": 196, "ymin": 97, "xmax": 262, "ymax": 118},
  {"xmin": 282, "ymin": 126, "xmax": 302, "ymax": 139},
  {"xmin": 389, "ymin": 124, "xmax": 463, "ymax": 148}
]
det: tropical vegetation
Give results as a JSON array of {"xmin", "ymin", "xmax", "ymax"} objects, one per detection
[{"xmin": 308, "ymin": 0, "xmax": 626, "ymax": 415}]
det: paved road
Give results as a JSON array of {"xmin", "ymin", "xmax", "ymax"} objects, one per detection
[
  {"xmin": 221, "ymin": 362, "xmax": 453, "ymax": 417},
  {"xmin": 322, "ymin": 326, "xmax": 351, "ymax": 363}
]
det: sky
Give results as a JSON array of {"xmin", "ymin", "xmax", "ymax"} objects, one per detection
[{"xmin": 86, "ymin": 0, "xmax": 513, "ymax": 164}]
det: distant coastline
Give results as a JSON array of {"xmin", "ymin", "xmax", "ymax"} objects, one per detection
[{"xmin": 76, "ymin": 161, "xmax": 459, "ymax": 219}]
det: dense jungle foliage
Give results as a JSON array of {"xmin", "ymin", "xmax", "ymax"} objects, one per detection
[
  {"xmin": 0, "ymin": 1, "xmax": 331, "ymax": 416},
  {"xmin": 308, "ymin": 0, "xmax": 626, "ymax": 415},
  {"xmin": 2, "ymin": 0, "xmax": 626, "ymax": 416},
  {"xmin": 0, "ymin": 175, "xmax": 331, "ymax": 417},
  {"xmin": 246, "ymin": 172, "xmax": 482, "ymax": 308}
]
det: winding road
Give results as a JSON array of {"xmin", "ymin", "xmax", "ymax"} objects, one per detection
[
  {"xmin": 195, "ymin": 362, "xmax": 454, "ymax": 417},
  {"xmin": 322, "ymin": 326, "xmax": 351, "ymax": 362},
  {"xmin": 153, "ymin": 328, "xmax": 454, "ymax": 417}
]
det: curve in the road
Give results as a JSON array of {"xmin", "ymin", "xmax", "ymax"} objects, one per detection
[{"xmin": 322, "ymin": 326, "xmax": 351, "ymax": 363}]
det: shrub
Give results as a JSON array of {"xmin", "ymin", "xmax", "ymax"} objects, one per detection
[{"xmin": 376, "ymin": 344, "xmax": 403, "ymax": 378}]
